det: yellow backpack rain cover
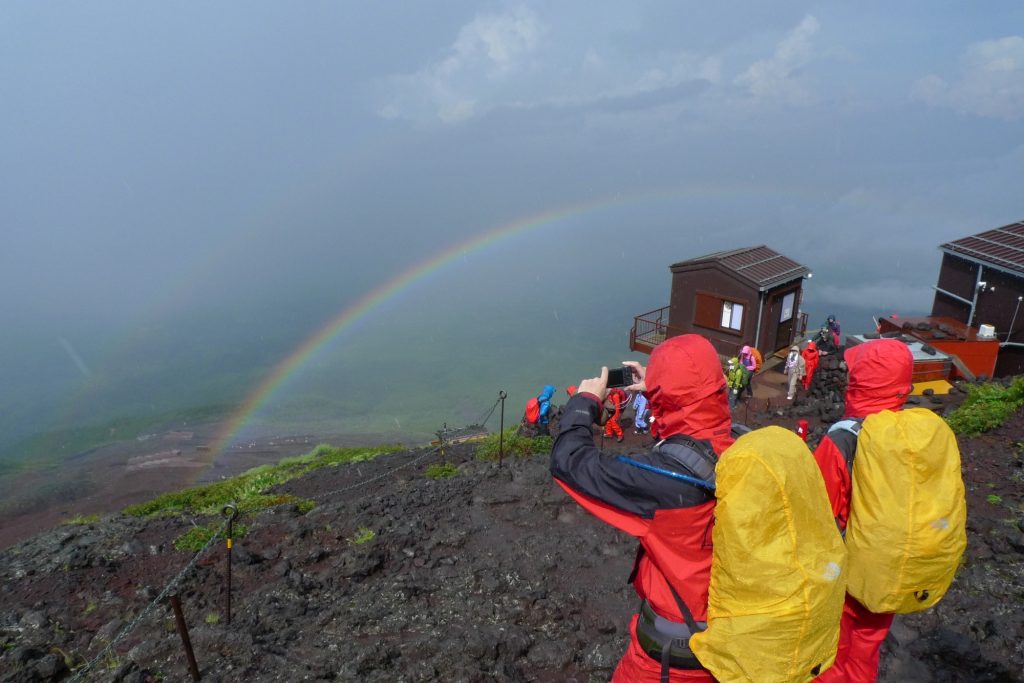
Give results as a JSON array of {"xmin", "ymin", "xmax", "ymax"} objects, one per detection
[
  {"xmin": 689, "ymin": 427, "xmax": 847, "ymax": 683},
  {"xmin": 845, "ymin": 408, "xmax": 967, "ymax": 614}
]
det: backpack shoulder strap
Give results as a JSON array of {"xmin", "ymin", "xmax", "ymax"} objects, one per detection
[
  {"xmin": 731, "ymin": 423, "xmax": 753, "ymax": 438},
  {"xmin": 827, "ymin": 418, "xmax": 863, "ymax": 473},
  {"xmin": 653, "ymin": 435, "xmax": 718, "ymax": 486}
]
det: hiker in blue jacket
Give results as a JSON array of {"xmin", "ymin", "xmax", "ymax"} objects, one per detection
[
  {"xmin": 633, "ymin": 392, "xmax": 650, "ymax": 434},
  {"xmin": 537, "ymin": 385, "xmax": 556, "ymax": 425}
]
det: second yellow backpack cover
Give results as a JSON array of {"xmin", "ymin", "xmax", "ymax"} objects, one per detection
[{"xmin": 845, "ymin": 408, "xmax": 967, "ymax": 614}]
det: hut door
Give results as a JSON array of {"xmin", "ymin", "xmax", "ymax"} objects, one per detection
[{"xmin": 774, "ymin": 291, "xmax": 796, "ymax": 351}]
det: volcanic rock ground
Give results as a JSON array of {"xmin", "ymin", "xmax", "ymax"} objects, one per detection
[{"xmin": 1, "ymin": 376, "xmax": 1022, "ymax": 682}]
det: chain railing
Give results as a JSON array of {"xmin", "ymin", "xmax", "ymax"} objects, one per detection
[
  {"xmin": 68, "ymin": 521, "xmax": 227, "ymax": 682},
  {"xmin": 60, "ymin": 397, "xmax": 499, "ymax": 681}
]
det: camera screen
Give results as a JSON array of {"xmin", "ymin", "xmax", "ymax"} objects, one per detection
[{"xmin": 607, "ymin": 367, "xmax": 631, "ymax": 388}]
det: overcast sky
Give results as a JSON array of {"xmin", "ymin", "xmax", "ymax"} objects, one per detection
[{"xmin": 2, "ymin": 2, "xmax": 1024, "ymax": 439}]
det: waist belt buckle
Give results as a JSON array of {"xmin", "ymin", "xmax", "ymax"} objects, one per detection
[{"xmin": 635, "ymin": 602, "xmax": 702, "ymax": 670}]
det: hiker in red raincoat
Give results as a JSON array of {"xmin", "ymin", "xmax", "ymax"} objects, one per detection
[
  {"xmin": 604, "ymin": 387, "xmax": 627, "ymax": 443},
  {"xmin": 796, "ymin": 419, "xmax": 809, "ymax": 442},
  {"xmin": 813, "ymin": 339, "xmax": 913, "ymax": 683},
  {"xmin": 551, "ymin": 335, "xmax": 735, "ymax": 682},
  {"xmin": 802, "ymin": 340, "xmax": 820, "ymax": 391}
]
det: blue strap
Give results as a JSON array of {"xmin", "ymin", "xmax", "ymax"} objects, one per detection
[{"xmin": 615, "ymin": 455, "xmax": 716, "ymax": 491}]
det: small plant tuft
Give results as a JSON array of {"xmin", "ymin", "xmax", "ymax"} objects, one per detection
[
  {"xmin": 50, "ymin": 646, "xmax": 75, "ymax": 671},
  {"xmin": 204, "ymin": 613, "xmax": 221, "ymax": 625},
  {"xmin": 349, "ymin": 527, "xmax": 375, "ymax": 545},
  {"xmin": 475, "ymin": 428, "xmax": 553, "ymax": 461},
  {"xmin": 986, "ymin": 494, "xmax": 1003, "ymax": 505},
  {"xmin": 425, "ymin": 463, "xmax": 459, "ymax": 479},
  {"xmin": 62, "ymin": 513, "xmax": 100, "ymax": 526}
]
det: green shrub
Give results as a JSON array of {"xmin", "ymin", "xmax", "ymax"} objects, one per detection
[
  {"xmin": 945, "ymin": 378, "xmax": 1024, "ymax": 436},
  {"xmin": 125, "ymin": 444, "xmax": 399, "ymax": 518},
  {"xmin": 173, "ymin": 522, "xmax": 247, "ymax": 551},
  {"xmin": 475, "ymin": 428, "xmax": 553, "ymax": 461},
  {"xmin": 425, "ymin": 462, "xmax": 459, "ymax": 479},
  {"xmin": 986, "ymin": 494, "xmax": 1003, "ymax": 505}
]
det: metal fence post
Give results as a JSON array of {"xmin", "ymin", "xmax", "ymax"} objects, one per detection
[
  {"xmin": 167, "ymin": 594, "xmax": 201, "ymax": 681},
  {"xmin": 435, "ymin": 423, "xmax": 448, "ymax": 463},
  {"xmin": 221, "ymin": 503, "xmax": 239, "ymax": 625},
  {"xmin": 498, "ymin": 390, "xmax": 507, "ymax": 467}
]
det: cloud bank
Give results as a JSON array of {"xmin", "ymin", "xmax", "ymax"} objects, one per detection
[{"xmin": 913, "ymin": 36, "xmax": 1024, "ymax": 120}]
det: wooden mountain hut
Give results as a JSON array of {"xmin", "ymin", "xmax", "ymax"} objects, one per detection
[
  {"xmin": 630, "ymin": 245, "xmax": 811, "ymax": 359},
  {"xmin": 931, "ymin": 220, "xmax": 1024, "ymax": 376}
]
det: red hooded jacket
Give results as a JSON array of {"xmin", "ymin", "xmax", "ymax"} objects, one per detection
[
  {"xmin": 814, "ymin": 339, "xmax": 913, "ymax": 530},
  {"xmin": 813, "ymin": 340, "xmax": 913, "ymax": 683},
  {"xmin": 551, "ymin": 335, "xmax": 734, "ymax": 681},
  {"xmin": 802, "ymin": 341, "xmax": 820, "ymax": 385}
]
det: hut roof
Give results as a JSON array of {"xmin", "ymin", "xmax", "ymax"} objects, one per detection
[
  {"xmin": 670, "ymin": 245, "xmax": 810, "ymax": 291},
  {"xmin": 940, "ymin": 220, "xmax": 1024, "ymax": 276}
]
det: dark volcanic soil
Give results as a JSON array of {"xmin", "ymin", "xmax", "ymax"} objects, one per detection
[{"xmin": 1, "ymin": 387, "xmax": 1022, "ymax": 682}]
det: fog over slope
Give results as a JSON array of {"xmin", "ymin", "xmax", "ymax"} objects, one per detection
[{"xmin": 2, "ymin": 2, "xmax": 1022, "ymax": 463}]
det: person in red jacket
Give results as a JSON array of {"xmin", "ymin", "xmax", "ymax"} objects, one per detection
[
  {"xmin": 551, "ymin": 335, "xmax": 735, "ymax": 682},
  {"xmin": 604, "ymin": 387, "xmax": 627, "ymax": 443},
  {"xmin": 802, "ymin": 340, "xmax": 820, "ymax": 391},
  {"xmin": 796, "ymin": 418, "xmax": 810, "ymax": 442},
  {"xmin": 813, "ymin": 339, "xmax": 913, "ymax": 683}
]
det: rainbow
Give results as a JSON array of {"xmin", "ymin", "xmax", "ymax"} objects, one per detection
[
  {"xmin": 202, "ymin": 198, "xmax": 604, "ymax": 456},
  {"xmin": 201, "ymin": 182, "xmax": 833, "ymax": 461}
]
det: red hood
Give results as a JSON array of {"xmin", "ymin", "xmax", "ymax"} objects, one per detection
[
  {"xmin": 646, "ymin": 335, "xmax": 733, "ymax": 454},
  {"xmin": 844, "ymin": 339, "xmax": 913, "ymax": 418}
]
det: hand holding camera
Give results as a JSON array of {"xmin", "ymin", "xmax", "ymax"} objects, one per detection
[
  {"xmin": 621, "ymin": 361, "xmax": 646, "ymax": 392},
  {"xmin": 578, "ymin": 362, "xmax": 646, "ymax": 400},
  {"xmin": 578, "ymin": 367, "xmax": 610, "ymax": 401}
]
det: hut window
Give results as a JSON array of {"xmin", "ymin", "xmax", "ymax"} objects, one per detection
[
  {"xmin": 780, "ymin": 292, "xmax": 795, "ymax": 322},
  {"xmin": 721, "ymin": 301, "xmax": 744, "ymax": 331}
]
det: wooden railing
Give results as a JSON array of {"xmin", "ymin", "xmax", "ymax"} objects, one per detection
[
  {"xmin": 630, "ymin": 306, "xmax": 746, "ymax": 358},
  {"xmin": 630, "ymin": 306, "xmax": 671, "ymax": 352}
]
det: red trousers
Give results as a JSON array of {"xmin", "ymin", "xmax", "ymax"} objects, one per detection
[
  {"xmin": 816, "ymin": 595, "xmax": 894, "ymax": 683},
  {"xmin": 803, "ymin": 364, "xmax": 817, "ymax": 390},
  {"xmin": 604, "ymin": 408, "xmax": 623, "ymax": 439},
  {"xmin": 611, "ymin": 615, "xmax": 715, "ymax": 683}
]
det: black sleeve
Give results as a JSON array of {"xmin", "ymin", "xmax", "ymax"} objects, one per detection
[{"xmin": 550, "ymin": 394, "xmax": 713, "ymax": 519}]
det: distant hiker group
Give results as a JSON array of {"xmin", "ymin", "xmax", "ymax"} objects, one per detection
[
  {"xmin": 548, "ymin": 329, "xmax": 967, "ymax": 683},
  {"xmin": 520, "ymin": 381, "xmax": 651, "ymax": 440}
]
